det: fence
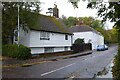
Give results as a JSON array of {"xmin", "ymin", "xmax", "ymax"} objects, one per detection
[{"xmin": 72, "ymin": 43, "xmax": 92, "ymax": 53}]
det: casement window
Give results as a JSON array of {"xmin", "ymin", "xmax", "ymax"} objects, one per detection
[
  {"xmin": 40, "ymin": 31, "xmax": 50, "ymax": 40},
  {"xmin": 44, "ymin": 47, "xmax": 54, "ymax": 53},
  {"xmin": 65, "ymin": 35, "xmax": 68, "ymax": 40}
]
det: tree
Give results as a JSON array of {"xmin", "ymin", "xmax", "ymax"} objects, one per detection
[
  {"xmin": 74, "ymin": 38, "xmax": 84, "ymax": 44},
  {"xmin": 2, "ymin": 2, "xmax": 41, "ymax": 44},
  {"xmin": 78, "ymin": 17, "xmax": 94, "ymax": 26},
  {"xmin": 62, "ymin": 16, "xmax": 78, "ymax": 27},
  {"xmin": 91, "ymin": 19, "xmax": 103, "ymax": 28},
  {"xmin": 107, "ymin": 28, "xmax": 118, "ymax": 43},
  {"xmin": 62, "ymin": 16, "xmax": 104, "ymax": 28}
]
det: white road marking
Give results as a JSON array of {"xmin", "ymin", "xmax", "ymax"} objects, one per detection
[
  {"xmin": 41, "ymin": 63, "xmax": 76, "ymax": 76},
  {"xmin": 70, "ymin": 75, "xmax": 75, "ymax": 78}
]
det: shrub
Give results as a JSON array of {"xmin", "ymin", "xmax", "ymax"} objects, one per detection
[
  {"xmin": 74, "ymin": 38, "xmax": 84, "ymax": 44},
  {"xmin": 17, "ymin": 45, "xmax": 31, "ymax": 60},
  {"xmin": 112, "ymin": 46, "xmax": 120, "ymax": 79},
  {"xmin": 2, "ymin": 44, "xmax": 31, "ymax": 60}
]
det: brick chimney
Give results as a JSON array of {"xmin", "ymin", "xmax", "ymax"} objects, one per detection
[{"xmin": 53, "ymin": 4, "xmax": 59, "ymax": 18}]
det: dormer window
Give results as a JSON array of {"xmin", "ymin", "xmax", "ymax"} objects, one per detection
[{"xmin": 40, "ymin": 31, "xmax": 50, "ymax": 40}]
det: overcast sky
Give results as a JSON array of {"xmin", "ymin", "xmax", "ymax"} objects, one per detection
[{"xmin": 40, "ymin": 0, "xmax": 114, "ymax": 29}]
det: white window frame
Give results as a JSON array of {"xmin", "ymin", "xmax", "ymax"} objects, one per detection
[
  {"xmin": 40, "ymin": 31, "xmax": 50, "ymax": 40},
  {"xmin": 44, "ymin": 47, "xmax": 54, "ymax": 53}
]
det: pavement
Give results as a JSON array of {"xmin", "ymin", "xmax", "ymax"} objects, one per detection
[{"xmin": 2, "ymin": 50, "xmax": 92, "ymax": 68}]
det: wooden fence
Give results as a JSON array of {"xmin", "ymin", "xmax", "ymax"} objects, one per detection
[{"xmin": 72, "ymin": 43, "xmax": 92, "ymax": 53}]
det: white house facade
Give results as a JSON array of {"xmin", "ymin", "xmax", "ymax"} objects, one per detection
[
  {"xmin": 70, "ymin": 25, "xmax": 104, "ymax": 50},
  {"xmin": 30, "ymin": 30, "xmax": 72, "ymax": 54},
  {"xmin": 14, "ymin": 14, "xmax": 73, "ymax": 54}
]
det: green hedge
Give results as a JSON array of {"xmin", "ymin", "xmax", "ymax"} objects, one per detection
[
  {"xmin": 2, "ymin": 44, "xmax": 31, "ymax": 60},
  {"xmin": 112, "ymin": 46, "xmax": 120, "ymax": 79},
  {"xmin": 74, "ymin": 38, "xmax": 84, "ymax": 44}
]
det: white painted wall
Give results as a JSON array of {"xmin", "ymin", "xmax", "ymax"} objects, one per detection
[
  {"xmin": 31, "ymin": 47, "xmax": 44, "ymax": 54},
  {"xmin": 29, "ymin": 30, "xmax": 72, "ymax": 47},
  {"xmin": 54, "ymin": 47, "xmax": 71, "ymax": 52},
  {"xmin": 73, "ymin": 32, "xmax": 93, "ymax": 43},
  {"xmin": 54, "ymin": 47, "xmax": 65, "ymax": 52},
  {"xmin": 30, "ymin": 47, "xmax": 71, "ymax": 54},
  {"xmin": 14, "ymin": 27, "xmax": 30, "ymax": 46},
  {"xmin": 98, "ymin": 35, "xmax": 104, "ymax": 45},
  {"xmin": 15, "ymin": 29, "xmax": 72, "ymax": 54},
  {"xmin": 73, "ymin": 31, "xmax": 104, "ymax": 50}
]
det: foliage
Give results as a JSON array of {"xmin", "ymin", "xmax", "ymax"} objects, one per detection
[
  {"xmin": 2, "ymin": 2, "xmax": 41, "ymax": 44},
  {"xmin": 112, "ymin": 46, "xmax": 120, "ymax": 79},
  {"xmin": 78, "ymin": 17, "xmax": 94, "ymax": 26},
  {"xmin": 62, "ymin": 16, "xmax": 103, "ymax": 29},
  {"xmin": 62, "ymin": 16, "xmax": 78, "ymax": 27},
  {"xmin": 91, "ymin": 19, "xmax": 103, "ymax": 28},
  {"xmin": 68, "ymin": 0, "xmax": 80, "ymax": 8},
  {"xmin": 107, "ymin": 28, "xmax": 118, "ymax": 43},
  {"xmin": 2, "ymin": 44, "xmax": 31, "ymax": 60},
  {"xmin": 74, "ymin": 38, "xmax": 84, "ymax": 44}
]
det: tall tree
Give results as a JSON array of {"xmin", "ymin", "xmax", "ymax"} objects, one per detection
[{"xmin": 2, "ymin": 2, "xmax": 41, "ymax": 44}]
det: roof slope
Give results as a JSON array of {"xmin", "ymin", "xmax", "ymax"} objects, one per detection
[
  {"xmin": 29, "ymin": 14, "xmax": 72, "ymax": 34},
  {"xmin": 69, "ymin": 25, "xmax": 101, "ymax": 35}
]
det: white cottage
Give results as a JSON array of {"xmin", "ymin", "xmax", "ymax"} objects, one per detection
[
  {"xmin": 14, "ymin": 14, "xmax": 73, "ymax": 54},
  {"xmin": 69, "ymin": 25, "xmax": 104, "ymax": 50}
]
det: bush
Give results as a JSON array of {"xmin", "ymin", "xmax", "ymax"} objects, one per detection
[
  {"xmin": 2, "ymin": 44, "xmax": 31, "ymax": 60},
  {"xmin": 74, "ymin": 38, "xmax": 84, "ymax": 44},
  {"xmin": 112, "ymin": 46, "xmax": 120, "ymax": 79}
]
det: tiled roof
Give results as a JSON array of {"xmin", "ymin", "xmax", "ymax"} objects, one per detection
[
  {"xmin": 29, "ymin": 14, "xmax": 72, "ymax": 34},
  {"xmin": 69, "ymin": 25, "xmax": 101, "ymax": 35}
]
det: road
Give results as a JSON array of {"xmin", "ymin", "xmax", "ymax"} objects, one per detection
[{"xmin": 2, "ymin": 45, "xmax": 118, "ymax": 78}]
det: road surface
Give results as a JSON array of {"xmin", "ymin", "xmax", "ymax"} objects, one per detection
[{"xmin": 2, "ymin": 45, "xmax": 118, "ymax": 78}]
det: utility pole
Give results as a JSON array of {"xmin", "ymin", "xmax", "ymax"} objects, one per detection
[{"xmin": 17, "ymin": 4, "xmax": 20, "ymax": 46}]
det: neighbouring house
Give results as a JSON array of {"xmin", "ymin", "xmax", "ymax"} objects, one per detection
[
  {"xmin": 14, "ymin": 5, "xmax": 73, "ymax": 54},
  {"xmin": 69, "ymin": 25, "xmax": 104, "ymax": 50}
]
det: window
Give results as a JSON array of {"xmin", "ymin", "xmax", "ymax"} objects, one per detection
[
  {"xmin": 40, "ymin": 31, "xmax": 50, "ymax": 40},
  {"xmin": 64, "ymin": 47, "xmax": 68, "ymax": 51},
  {"xmin": 14, "ymin": 30, "xmax": 18, "ymax": 41},
  {"xmin": 65, "ymin": 35, "xmax": 68, "ymax": 40},
  {"xmin": 44, "ymin": 47, "xmax": 54, "ymax": 53}
]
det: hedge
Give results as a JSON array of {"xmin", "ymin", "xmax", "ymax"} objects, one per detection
[
  {"xmin": 2, "ymin": 44, "xmax": 31, "ymax": 60},
  {"xmin": 112, "ymin": 46, "xmax": 120, "ymax": 79}
]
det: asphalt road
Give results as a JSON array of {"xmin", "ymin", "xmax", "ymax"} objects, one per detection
[{"xmin": 2, "ymin": 45, "xmax": 118, "ymax": 78}]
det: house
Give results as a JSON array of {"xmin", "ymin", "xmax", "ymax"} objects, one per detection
[
  {"xmin": 14, "ymin": 5, "xmax": 73, "ymax": 54},
  {"xmin": 69, "ymin": 25, "xmax": 104, "ymax": 50},
  {"xmin": 14, "ymin": 14, "xmax": 73, "ymax": 54}
]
